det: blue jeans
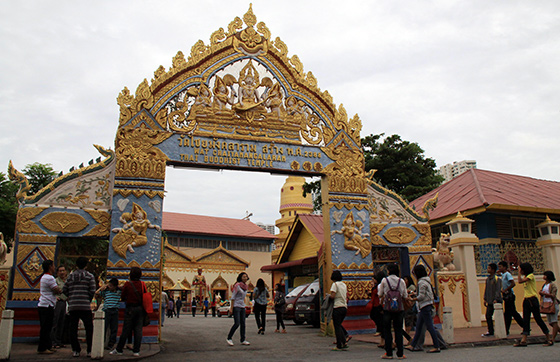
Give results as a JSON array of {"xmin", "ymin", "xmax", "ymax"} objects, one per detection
[
  {"xmin": 105, "ymin": 308, "xmax": 119, "ymax": 347},
  {"xmin": 227, "ymin": 307, "xmax": 246, "ymax": 342},
  {"xmin": 411, "ymin": 305, "xmax": 440, "ymax": 349}
]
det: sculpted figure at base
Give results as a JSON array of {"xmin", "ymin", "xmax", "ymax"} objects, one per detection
[
  {"xmin": 111, "ymin": 202, "xmax": 161, "ymax": 258},
  {"xmin": 432, "ymin": 233, "xmax": 456, "ymax": 271},
  {"xmin": 0, "ymin": 232, "xmax": 7, "ymax": 265}
]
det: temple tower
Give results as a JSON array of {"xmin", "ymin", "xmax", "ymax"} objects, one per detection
[{"xmin": 272, "ymin": 176, "xmax": 313, "ymax": 262}]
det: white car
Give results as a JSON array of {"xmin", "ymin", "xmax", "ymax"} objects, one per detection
[{"xmin": 217, "ymin": 300, "xmax": 252, "ymax": 317}]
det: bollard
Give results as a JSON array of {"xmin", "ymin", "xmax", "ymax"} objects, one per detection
[
  {"xmin": 91, "ymin": 310, "xmax": 105, "ymax": 360},
  {"xmin": 493, "ymin": 303, "xmax": 507, "ymax": 338},
  {"xmin": 0, "ymin": 310, "xmax": 14, "ymax": 360},
  {"xmin": 442, "ymin": 306, "xmax": 454, "ymax": 344}
]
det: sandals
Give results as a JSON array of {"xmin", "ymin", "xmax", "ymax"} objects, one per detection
[
  {"xmin": 513, "ymin": 341, "xmax": 527, "ymax": 347},
  {"xmin": 543, "ymin": 340, "xmax": 554, "ymax": 347},
  {"xmin": 427, "ymin": 348, "xmax": 440, "ymax": 353}
]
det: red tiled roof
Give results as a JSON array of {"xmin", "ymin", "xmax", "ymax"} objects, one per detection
[
  {"xmin": 297, "ymin": 214, "xmax": 324, "ymax": 242},
  {"xmin": 162, "ymin": 212, "xmax": 275, "ymax": 240},
  {"xmin": 410, "ymin": 169, "xmax": 560, "ymax": 222}
]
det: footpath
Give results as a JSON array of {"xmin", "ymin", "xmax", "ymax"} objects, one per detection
[{"xmin": 2, "ymin": 321, "xmax": 551, "ymax": 361}]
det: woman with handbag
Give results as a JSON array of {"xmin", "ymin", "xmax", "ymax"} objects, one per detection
[
  {"xmin": 273, "ymin": 283, "xmax": 287, "ymax": 333},
  {"xmin": 514, "ymin": 262, "xmax": 551, "ymax": 347},
  {"xmin": 110, "ymin": 267, "xmax": 146, "ymax": 357},
  {"xmin": 540, "ymin": 270, "xmax": 559, "ymax": 346},
  {"xmin": 226, "ymin": 272, "xmax": 250, "ymax": 346}
]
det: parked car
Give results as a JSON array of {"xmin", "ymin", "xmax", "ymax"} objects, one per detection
[
  {"xmin": 283, "ymin": 283, "xmax": 310, "ymax": 321},
  {"xmin": 294, "ymin": 279, "xmax": 321, "ymax": 327},
  {"xmin": 217, "ymin": 300, "xmax": 251, "ymax": 317}
]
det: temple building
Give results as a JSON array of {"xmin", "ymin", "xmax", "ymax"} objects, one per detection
[{"xmin": 161, "ymin": 212, "xmax": 275, "ymax": 302}]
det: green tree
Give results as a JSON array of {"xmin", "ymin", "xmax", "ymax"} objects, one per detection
[
  {"xmin": 363, "ymin": 134, "xmax": 443, "ymax": 201},
  {"xmin": 22, "ymin": 162, "xmax": 57, "ymax": 194},
  {"xmin": 303, "ymin": 133, "xmax": 443, "ymax": 210},
  {"xmin": 0, "ymin": 172, "xmax": 18, "ymax": 245}
]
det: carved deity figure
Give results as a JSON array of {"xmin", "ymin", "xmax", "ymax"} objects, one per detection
[
  {"xmin": 192, "ymin": 84, "xmax": 213, "ymax": 113},
  {"xmin": 233, "ymin": 61, "xmax": 265, "ymax": 112},
  {"xmin": 331, "ymin": 212, "xmax": 371, "ymax": 258},
  {"xmin": 111, "ymin": 202, "xmax": 161, "ymax": 258},
  {"xmin": 212, "ymin": 76, "xmax": 235, "ymax": 111},
  {"xmin": 432, "ymin": 233, "xmax": 456, "ymax": 271},
  {"xmin": 263, "ymin": 82, "xmax": 284, "ymax": 118}
]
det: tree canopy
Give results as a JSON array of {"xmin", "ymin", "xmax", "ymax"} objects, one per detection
[
  {"xmin": 22, "ymin": 162, "xmax": 56, "ymax": 195},
  {"xmin": 363, "ymin": 133, "xmax": 443, "ymax": 202},
  {"xmin": 303, "ymin": 133, "xmax": 443, "ymax": 211}
]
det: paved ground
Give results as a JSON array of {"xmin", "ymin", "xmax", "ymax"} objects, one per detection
[{"xmin": 5, "ymin": 314, "xmax": 559, "ymax": 361}]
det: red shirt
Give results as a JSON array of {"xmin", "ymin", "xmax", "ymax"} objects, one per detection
[
  {"xmin": 371, "ymin": 285, "xmax": 381, "ymax": 307},
  {"xmin": 121, "ymin": 281, "xmax": 144, "ymax": 305}
]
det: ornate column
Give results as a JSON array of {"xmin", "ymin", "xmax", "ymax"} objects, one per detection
[
  {"xmin": 536, "ymin": 215, "xmax": 560, "ymax": 277},
  {"xmin": 447, "ymin": 212, "xmax": 482, "ymax": 327}
]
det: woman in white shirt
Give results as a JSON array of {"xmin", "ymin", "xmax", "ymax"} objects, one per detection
[{"xmin": 329, "ymin": 270, "xmax": 347, "ymax": 351}]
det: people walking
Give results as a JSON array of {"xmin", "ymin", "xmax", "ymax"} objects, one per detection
[
  {"xmin": 166, "ymin": 298, "xmax": 172, "ymax": 318},
  {"xmin": 498, "ymin": 261, "xmax": 523, "ymax": 335},
  {"xmin": 329, "ymin": 270, "xmax": 348, "ymax": 351},
  {"xmin": 110, "ymin": 267, "xmax": 147, "ymax": 357},
  {"xmin": 95, "ymin": 278, "xmax": 121, "ymax": 350},
  {"xmin": 176, "ymin": 297, "xmax": 183, "ymax": 318},
  {"xmin": 482, "ymin": 263, "xmax": 502, "ymax": 337},
  {"xmin": 370, "ymin": 271, "xmax": 385, "ymax": 348},
  {"xmin": 514, "ymin": 262, "xmax": 551, "ymax": 347},
  {"xmin": 51, "ymin": 265, "xmax": 67, "ymax": 349},
  {"xmin": 203, "ymin": 297, "xmax": 209, "ymax": 317},
  {"xmin": 540, "ymin": 270, "xmax": 559, "ymax": 346},
  {"xmin": 408, "ymin": 264, "xmax": 441, "ymax": 354},
  {"xmin": 63, "ymin": 257, "xmax": 96, "ymax": 358},
  {"xmin": 273, "ymin": 283, "xmax": 286, "ymax": 333},
  {"xmin": 37, "ymin": 260, "xmax": 61, "ymax": 354},
  {"xmin": 191, "ymin": 297, "xmax": 197, "ymax": 317},
  {"xmin": 226, "ymin": 272, "xmax": 250, "ymax": 346},
  {"xmin": 403, "ymin": 275, "xmax": 418, "ymax": 344},
  {"xmin": 378, "ymin": 263, "xmax": 408, "ymax": 359},
  {"xmin": 211, "ymin": 298, "xmax": 217, "ymax": 317},
  {"xmin": 161, "ymin": 290, "xmax": 169, "ymax": 326},
  {"xmin": 253, "ymin": 278, "xmax": 269, "ymax": 334}
]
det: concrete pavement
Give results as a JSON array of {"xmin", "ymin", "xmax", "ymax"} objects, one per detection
[{"xmin": 2, "ymin": 315, "xmax": 556, "ymax": 361}]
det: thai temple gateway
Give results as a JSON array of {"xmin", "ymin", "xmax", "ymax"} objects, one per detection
[{"xmin": 3, "ymin": 5, "xmax": 560, "ymax": 342}]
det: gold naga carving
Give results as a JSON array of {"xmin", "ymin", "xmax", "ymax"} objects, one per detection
[
  {"xmin": 8, "ymin": 161, "xmax": 32, "ymax": 205},
  {"xmin": 331, "ymin": 212, "xmax": 371, "ymax": 258},
  {"xmin": 322, "ymin": 140, "xmax": 366, "ymax": 194},
  {"xmin": 16, "ymin": 207, "xmax": 46, "ymax": 234},
  {"xmin": 39, "ymin": 212, "xmax": 89, "ymax": 234},
  {"xmin": 111, "ymin": 202, "xmax": 161, "ymax": 258},
  {"xmin": 114, "ymin": 124, "xmax": 172, "ymax": 180},
  {"xmin": 384, "ymin": 226, "xmax": 417, "ymax": 245}
]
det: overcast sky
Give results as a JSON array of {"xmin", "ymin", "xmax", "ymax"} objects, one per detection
[{"xmin": 1, "ymin": 1, "xmax": 559, "ymax": 228}]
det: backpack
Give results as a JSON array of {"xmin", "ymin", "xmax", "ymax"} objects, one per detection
[{"xmin": 383, "ymin": 278, "xmax": 404, "ymax": 312}]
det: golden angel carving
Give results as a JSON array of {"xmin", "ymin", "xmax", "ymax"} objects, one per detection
[
  {"xmin": 111, "ymin": 203, "xmax": 161, "ymax": 258},
  {"xmin": 331, "ymin": 212, "xmax": 371, "ymax": 258}
]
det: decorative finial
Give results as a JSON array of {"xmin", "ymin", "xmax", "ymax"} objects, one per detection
[{"xmin": 243, "ymin": 3, "xmax": 257, "ymax": 27}]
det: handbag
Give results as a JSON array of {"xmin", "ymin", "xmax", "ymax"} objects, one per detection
[
  {"xmin": 540, "ymin": 301, "xmax": 555, "ymax": 314},
  {"xmin": 141, "ymin": 282, "xmax": 154, "ymax": 314},
  {"xmin": 403, "ymin": 297, "xmax": 415, "ymax": 311}
]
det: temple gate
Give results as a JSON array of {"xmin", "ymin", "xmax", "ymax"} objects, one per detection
[{"xmin": 7, "ymin": 5, "xmax": 434, "ymax": 340}]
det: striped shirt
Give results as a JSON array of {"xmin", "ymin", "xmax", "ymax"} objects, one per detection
[
  {"xmin": 100, "ymin": 289, "xmax": 121, "ymax": 311},
  {"xmin": 63, "ymin": 269, "xmax": 96, "ymax": 311}
]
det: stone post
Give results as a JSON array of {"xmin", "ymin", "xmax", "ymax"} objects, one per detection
[
  {"xmin": 493, "ymin": 303, "xmax": 507, "ymax": 338},
  {"xmin": 91, "ymin": 310, "xmax": 104, "ymax": 360},
  {"xmin": 0, "ymin": 309, "xmax": 14, "ymax": 360},
  {"xmin": 442, "ymin": 306, "xmax": 454, "ymax": 343},
  {"xmin": 447, "ymin": 212, "xmax": 482, "ymax": 327},
  {"xmin": 536, "ymin": 216, "xmax": 560, "ymax": 278}
]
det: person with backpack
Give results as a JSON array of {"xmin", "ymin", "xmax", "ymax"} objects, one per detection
[
  {"xmin": 409, "ymin": 264, "xmax": 441, "ymax": 354},
  {"xmin": 378, "ymin": 263, "xmax": 408, "ymax": 359}
]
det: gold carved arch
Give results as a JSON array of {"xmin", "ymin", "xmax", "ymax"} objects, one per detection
[
  {"xmin": 211, "ymin": 275, "xmax": 229, "ymax": 290},
  {"xmin": 114, "ymin": 4, "xmax": 366, "ymax": 194}
]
